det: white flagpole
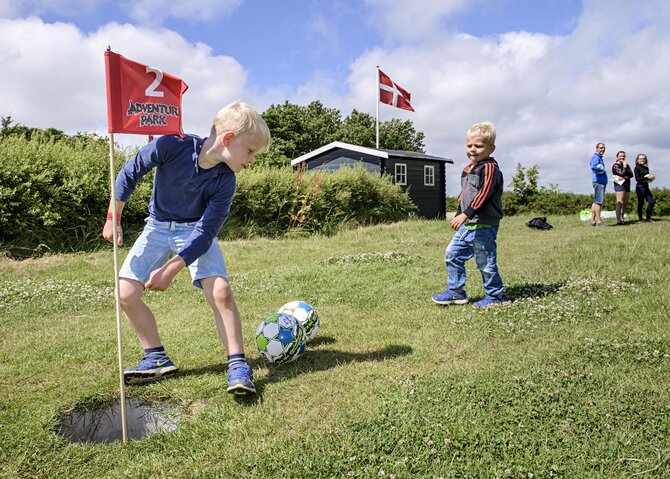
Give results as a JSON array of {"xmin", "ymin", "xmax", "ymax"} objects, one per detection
[
  {"xmin": 376, "ymin": 66, "xmax": 380, "ymax": 149},
  {"xmin": 108, "ymin": 132, "xmax": 128, "ymax": 443}
]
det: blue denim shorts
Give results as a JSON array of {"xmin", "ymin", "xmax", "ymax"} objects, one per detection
[
  {"xmin": 592, "ymin": 182, "xmax": 606, "ymax": 205},
  {"xmin": 119, "ymin": 218, "xmax": 227, "ymax": 289}
]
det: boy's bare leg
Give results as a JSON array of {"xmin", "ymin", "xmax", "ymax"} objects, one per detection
[
  {"xmin": 118, "ymin": 278, "xmax": 162, "ymax": 349},
  {"xmin": 200, "ymin": 276, "xmax": 244, "ymax": 355},
  {"xmin": 201, "ymin": 275, "xmax": 255, "ymax": 394}
]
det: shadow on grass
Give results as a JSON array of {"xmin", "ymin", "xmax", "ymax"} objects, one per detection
[
  {"xmin": 160, "ymin": 339, "xmax": 412, "ymax": 405},
  {"xmin": 240, "ymin": 340, "xmax": 412, "ymax": 403},
  {"xmin": 505, "ymin": 282, "xmax": 565, "ymax": 301},
  {"xmin": 262, "ymin": 341, "xmax": 412, "ymax": 378}
]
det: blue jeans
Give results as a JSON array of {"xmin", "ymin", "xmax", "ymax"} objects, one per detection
[
  {"xmin": 635, "ymin": 183, "xmax": 655, "ymax": 220},
  {"xmin": 444, "ymin": 225, "xmax": 505, "ymax": 297},
  {"xmin": 119, "ymin": 217, "xmax": 228, "ymax": 289}
]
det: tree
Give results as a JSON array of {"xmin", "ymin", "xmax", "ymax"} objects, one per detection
[
  {"xmin": 379, "ymin": 118, "xmax": 425, "ymax": 152},
  {"xmin": 337, "ymin": 109, "xmax": 376, "ymax": 147},
  {"xmin": 510, "ymin": 163, "xmax": 540, "ymax": 203},
  {"xmin": 258, "ymin": 101, "xmax": 342, "ymax": 167},
  {"xmin": 255, "ymin": 101, "xmax": 427, "ymax": 168}
]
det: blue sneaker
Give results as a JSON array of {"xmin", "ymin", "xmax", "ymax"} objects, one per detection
[
  {"xmin": 473, "ymin": 294, "xmax": 510, "ymax": 308},
  {"xmin": 123, "ymin": 352, "xmax": 178, "ymax": 385},
  {"xmin": 432, "ymin": 289, "xmax": 469, "ymax": 305},
  {"xmin": 227, "ymin": 362, "xmax": 256, "ymax": 396}
]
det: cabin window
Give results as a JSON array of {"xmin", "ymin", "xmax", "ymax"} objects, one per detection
[
  {"xmin": 395, "ymin": 163, "xmax": 407, "ymax": 185},
  {"xmin": 424, "ymin": 165, "xmax": 435, "ymax": 186}
]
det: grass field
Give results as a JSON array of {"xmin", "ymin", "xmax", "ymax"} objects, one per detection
[{"xmin": 1, "ymin": 215, "xmax": 668, "ymax": 478}]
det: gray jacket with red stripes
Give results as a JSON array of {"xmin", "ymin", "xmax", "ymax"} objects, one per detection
[{"xmin": 456, "ymin": 157, "xmax": 504, "ymax": 226}]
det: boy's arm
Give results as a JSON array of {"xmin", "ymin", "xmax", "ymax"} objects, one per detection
[
  {"xmin": 102, "ymin": 199, "xmax": 125, "ymax": 246},
  {"xmin": 115, "ymin": 139, "xmax": 162, "ymax": 203},
  {"xmin": 145, "ymin": 255, "xmax": 186, "ymax": 291},
  {"xmin": 450, "ymin": 212, "xmax": 468, "ymax": 230},
  {"xmin": 176, "ymin": 176, "xmax": 235, "ymax": 266}
]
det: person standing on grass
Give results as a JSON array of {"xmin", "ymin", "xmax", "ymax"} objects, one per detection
[
  {"xmin": 634, "ymin": 153, "xmax": 656, "ymax": 222},
  {"xmin": 102, "ymin": 101, "xmax": 270, "ymax": 395},
  {"xmin": 611, "ymin": 150, "xmax": 634, "ymax": 225},
  {"xmin": 590, "ymin": 142, "xmax": 608, "ymax": 227},
  {"xmin": 432, "ymin": 121, "xmax": 509, "ymax": 308}
]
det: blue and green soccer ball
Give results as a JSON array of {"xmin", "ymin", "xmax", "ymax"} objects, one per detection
[
  {"xmin": 277, "ymin": 301, "xmax": 319, "ymax": 342},
  {"xmin": 255, "ymin": 313, "xmax": 306, "ymax": 364}
]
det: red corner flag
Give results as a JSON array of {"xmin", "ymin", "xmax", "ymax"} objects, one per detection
[
  {"xmin": 379, "ymin": 69, "xmax": 414, "ymax": 112},
  {"xmin": 104, "ymin": 50, "xmax": 188, "ymax": 136}
]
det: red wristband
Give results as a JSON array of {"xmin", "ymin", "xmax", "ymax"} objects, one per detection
[{"xmin": 106, "ymin": 212, "xmax": 121, "ymax": 222}]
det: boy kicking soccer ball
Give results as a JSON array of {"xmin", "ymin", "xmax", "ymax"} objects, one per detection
[{"xmin": 103, "ymin": 101, "xmax": 270, "ymax": 395}]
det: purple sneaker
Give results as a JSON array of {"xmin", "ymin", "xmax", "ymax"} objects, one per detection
[
  {"xmin": 123, "ymin": 352, "xmax": 178, "ymax": 385},
  {"xmin": 432, "ymin": 289, "xmax": 469, "ymax": 305},
  {"xmin": 227, "ymin": 362, "xmax": 256, "ymax": 396},
  {"xmin": 473, "ymin": 294, "xmax": 510, "ymax": 308}
]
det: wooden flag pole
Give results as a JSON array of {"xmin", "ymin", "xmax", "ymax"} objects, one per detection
[
  {"xmin": 376, "ymin": 65, "xmax": 380, "ymax": 149},
  {"xmin": 108, "ymin": 132, "xmax": 128, "ymax": 443}
]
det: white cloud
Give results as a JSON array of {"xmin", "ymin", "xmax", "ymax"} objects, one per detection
[
  {"xmin": 363, "ymin": 0, "xmax": 471, "ymax": 42},
  {"xmin": 0, "ymin": 18, "xmax": 250, "ymax": 147}
]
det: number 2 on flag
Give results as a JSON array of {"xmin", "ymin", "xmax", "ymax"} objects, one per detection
[{"xmin": 145, "ymin": 67, "xmax": 164, "ymax": 97}]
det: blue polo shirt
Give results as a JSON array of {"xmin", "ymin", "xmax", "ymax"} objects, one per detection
[{"xmin": 115, "ymin": 134, "xmax": 236, "ymax": 265}]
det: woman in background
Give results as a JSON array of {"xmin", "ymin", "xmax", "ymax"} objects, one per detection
[
  {"xmin": 611, "ymin": 151, "xmax": 634, "ymax": 225},
  {"xmin": 634, "ymin": 154, "xmax": 656, "ymax": 222}
]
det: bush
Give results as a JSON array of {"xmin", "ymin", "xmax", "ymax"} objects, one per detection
[
  {"xmin": 0, "ymin": 135, "xmax": 150, "ymax": 256},
  {"xmin": 223, "ymin": 165, "xmax": 416, "ymax": 238},
  {"xmin": 447, "ymin": 187, "xmax": 670, "ymax": 217}
]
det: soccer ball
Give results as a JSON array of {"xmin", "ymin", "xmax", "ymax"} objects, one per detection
[
  {"xmin": 277, "ymin": 301, "xmax": 319, "ymax": 342},
  {"xmin": 255, "ymin": 313, "xmax": 306, "ymax": 364}
]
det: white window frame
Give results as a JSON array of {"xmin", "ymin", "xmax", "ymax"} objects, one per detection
[
  {"xmin": 424, "ymin": 165, "xmax": 435, "ymax": 186},
  {"xmin": 395, "ymin": 163, "xmax": 407, "ymax": 185}
]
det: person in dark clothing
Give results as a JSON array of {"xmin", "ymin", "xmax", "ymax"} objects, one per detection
[
  {"xmin": 633, "ymin": 154, "xmax": 656, "ymax": 222},
  {"xmin": 611, "ymin": 150, "xmax": 634, "ymax": 224}
]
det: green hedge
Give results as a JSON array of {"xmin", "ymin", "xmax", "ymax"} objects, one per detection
[
  {"xmin": 447, "ymin": 188, "xmax": 670, "ymax": 217},
  {"xmin": 0, "ymin": 136, "xmax": 415, "ymax": 255}
]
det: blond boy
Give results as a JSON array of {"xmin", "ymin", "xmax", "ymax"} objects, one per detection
[
  {"xmin": 432, "ymin": 121, "xmax": 509, "ymax": 307},
  {"xmin": 103, "ymin": 101, "xmax": 270, "ymax": 394}
]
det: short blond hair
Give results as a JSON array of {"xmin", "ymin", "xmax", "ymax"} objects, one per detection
[
  {"xmin": 211, "ymin": 100, "xmax": 271, "ymax": 153},
  {"xmin": 466, "ymin": 121, "xmax": 496, "ymax": 146}
]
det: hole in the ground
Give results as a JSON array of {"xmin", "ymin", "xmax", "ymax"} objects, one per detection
[{"xmin": 57, "ymin": 397, "xmax": 182, "ymax": 443}]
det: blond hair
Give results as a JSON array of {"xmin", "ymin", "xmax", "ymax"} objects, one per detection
[
  {"xmin": 211, "ymin": 100, "xmax": 271, "ymax": 153},
  {"xmin": 466, "ymin": 121, "xmax": 496, "ymax": 146}
]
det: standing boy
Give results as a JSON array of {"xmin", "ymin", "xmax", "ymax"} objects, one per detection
[
  {"xmin": 432, "ymin": 121, "xmax": 509, "ymax": 307},
  {"xmin": 590, "ymin": 142, "xmax": 607, "ymax": 226},
  {"xmin": 103, "ymin": 101, "xmax": 270, "ymax": 395}
]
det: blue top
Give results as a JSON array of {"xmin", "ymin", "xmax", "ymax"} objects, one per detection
[
  {"xmin": 115, "ymin": 134, "xmax": 236, "ymax": 266},
  {"xmin": 590, "ymin": 152, "xmax": 607, "ymax": 185}
]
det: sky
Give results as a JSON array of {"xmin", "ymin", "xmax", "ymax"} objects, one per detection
[{"xmin": 1, "ymin": 0, "xmax": 669, "ymax": 196}]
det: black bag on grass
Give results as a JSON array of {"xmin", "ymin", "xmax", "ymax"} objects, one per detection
[{"xmin": 526, "ymin": 217, "xmax": 553, "ymax": 230}]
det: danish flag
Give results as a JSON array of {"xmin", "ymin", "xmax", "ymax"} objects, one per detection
[{"xmin": 378, "ymin": 69, "xmax": 414, "ymax": 112}]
